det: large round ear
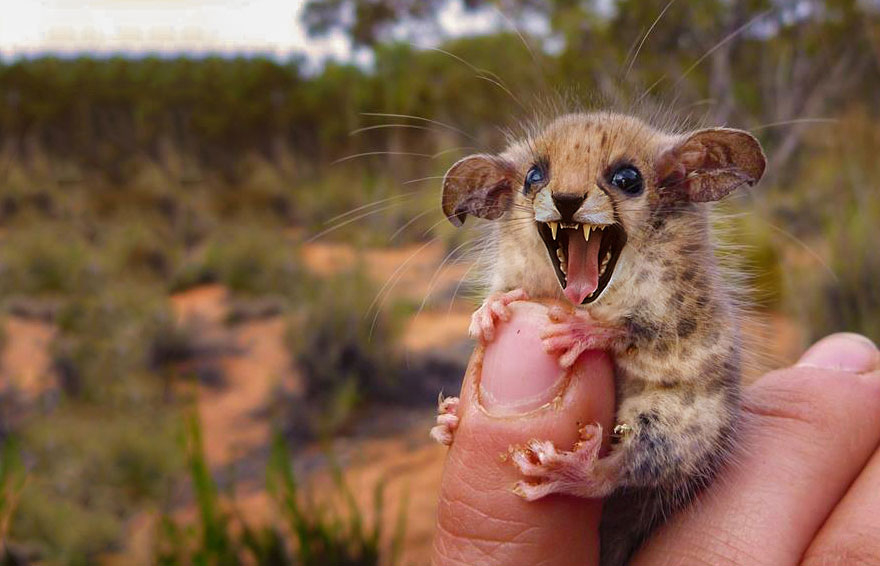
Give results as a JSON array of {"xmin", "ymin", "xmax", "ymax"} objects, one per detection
[
  {"xmin": 655, "ymin": 128, "xmax": 766, "ymax": 202},
  {"xmin": 441, "ymin": 154, "xmax": 517, "ymax": 227}
]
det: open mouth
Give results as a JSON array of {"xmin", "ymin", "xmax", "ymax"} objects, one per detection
[{"xmin": 536, "ymin": 221, "xmax": 626, "ymax": 305}]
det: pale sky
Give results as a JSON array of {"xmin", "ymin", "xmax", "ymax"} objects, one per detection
[{"xmin": 0, "ymin": 0, "xmax": 503, "ymax": 66}]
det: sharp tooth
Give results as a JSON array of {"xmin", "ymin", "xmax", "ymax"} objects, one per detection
[
  {"xmin": 556, "ymin": 248, "xmax": 565, "ymax": 263},
  {"xmin": 559, "ymin": 263, "xmax": 566, "ymax": 274},
  {"xmin": 582, "ymin": 224, "xmax": 590, "ymax": 241},
  {"xmin": 549, "ymin": 222, "xmax": 558, "ymax": 240}
]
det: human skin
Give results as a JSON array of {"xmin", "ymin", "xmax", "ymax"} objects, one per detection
[{"xmin": 430, "ymin": 301, "xmax": 880, "ymax": 566}]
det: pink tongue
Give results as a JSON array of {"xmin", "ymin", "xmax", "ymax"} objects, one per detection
[{"xmin": 563, "ymin": 228, "xmax": 602, "ymax": 305}]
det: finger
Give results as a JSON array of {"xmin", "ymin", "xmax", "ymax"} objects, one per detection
[
  {"xmin": 801, "ymin": 385, "xmax": 880, "ymax": 566},
  {"xmin": 633, "ymin": 333, "xmax": 880, "ymax": 566},
  {"xmin": 431, "ymin": 300, "xmax": 616, "ymax": 566}
]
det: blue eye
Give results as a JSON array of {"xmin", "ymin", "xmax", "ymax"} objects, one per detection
[{"xmin": 524, "ymin": 165, "xmax": 546, "ymax": 192}]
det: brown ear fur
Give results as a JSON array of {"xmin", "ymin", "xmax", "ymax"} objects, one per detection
[
  {"xmin": 441, "ymin": 154, "xmax": 516, "ymax": 226},
  {"xmin": 656, "ymin": 128, "xmax": 766, "ymax": 202}
]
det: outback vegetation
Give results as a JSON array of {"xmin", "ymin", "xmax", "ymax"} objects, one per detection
[{"xmin": 0, "ymin": 0, "xmax": 878, "ymax": 564}]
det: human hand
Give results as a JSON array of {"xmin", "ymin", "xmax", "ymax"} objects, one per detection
[{"xmin": 430, "ymin": 301, "xmax": 880, "ymax": 566}]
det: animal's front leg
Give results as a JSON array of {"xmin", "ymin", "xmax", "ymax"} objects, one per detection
[
  {"xmin": 541, "ymin": 306, "xmax": 624, "ymax": 368},
  {"xmin": 429, "ymin": 394, "xmax": 460, "ymax": 446},
  {"xmin": 468, "ymin": 288, "xmax": 529, "ymax": 343},
  {"xmin": 511, "ymin": 423, "xmax": 620, "ymax": 500}
]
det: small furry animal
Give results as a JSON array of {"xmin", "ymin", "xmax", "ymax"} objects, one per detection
[{"xmin": 430, "ymin": 111, "xmax": 766, "ymax": 566}]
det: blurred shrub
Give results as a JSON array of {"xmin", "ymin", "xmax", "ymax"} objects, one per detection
[
  {"xmin": 0, "ymin": 436, "xmax": 25, "ymax": 561},
  {"xmin": 775, "ymin": 108, "xmax": 880, "ymax": 342},
  {"xmin": 51, "ymin": 284, "xmax": 187, "ymax": 401},
  {"xmin": 286, "ymin": 269, "xmax": 404, "ymax": 436},
  {"xmin": 155, "ymin": 416, "xmax": 405, "ymax": 566},
  {"xmin": 0, "ymin": 226, "xmax": 93, "ymax": 297},
  {"xmin": 10, "ymin": 410, "xmax": 182, "ymax": 566},
  {"xmin": 212, "ymin": 155, "xmax": 294, "ymax": 221},
  {"xmin": 296, "ymin": 169, "xmax": 443, "ymax": 246},
  {"xmin": 806, "ymin": 217, "xmax": 880, "ymax": 341},
  {"xmin": 169, "ymin": 222, "xmax": 302, "ymax": 296},
  {"xmin": 101, "ymin": 217, "xmax": 183, "ymax": 283}
]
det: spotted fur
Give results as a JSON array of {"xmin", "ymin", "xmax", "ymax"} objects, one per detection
[{"xmin": 442, "ymin": 112, "xmax": 765, "ymax": 566}]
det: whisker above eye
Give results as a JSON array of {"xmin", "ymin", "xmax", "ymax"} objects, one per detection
[
  {"xmin": 349, "ymin": 123, "xmax": 440, "ymax": 136},
  {"xmin": 361, "ymin": 112, "xmax": 478, "ymax": 142},
  {"xmin": 331, "ymin": 151, "xmax": 434, "ymax": 165}
]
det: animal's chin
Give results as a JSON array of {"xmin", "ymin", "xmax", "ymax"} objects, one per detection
[{"xmin": 535, "ymin": 221, "xmax": 627, "ymax": 305}]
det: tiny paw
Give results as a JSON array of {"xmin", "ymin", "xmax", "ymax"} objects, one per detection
[
  {"xmin": 468, "ymin": 289, "xmax": 529, "ymax": 343},
  {"xmin": 430, "ymin": 394, "xmax": 460, "ymax": 446},
  {"xmin": 541, "ymin": 308, "xmax": 622, "ymax": 368},
  {"xmin": 510, "ymin": 424, "xmax": 614, "ymax": 500}
]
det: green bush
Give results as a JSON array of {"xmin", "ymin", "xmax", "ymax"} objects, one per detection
[
  {"xmin": 155, "ymin": 415, "xmax": 406, "ymax": 566},
  {"xmin": 775, "ymin": 109, "xmax": 880, "ymax": 342},
  {"xmin": 295, "ymin": 169, "xmax": 443, "ymax": 246},
  {"xmin": 0, "ymin": 435, "xmax": 25, "ymax": 560},
  {"xmin": 169, "ymin": 221, "xmax": 302, "ymax": 296},
  {"xmin": 286, "ymin": 268, "xmax": 404, "ymax": 435},
  {"xmin": 51, "ymin": 284, "xmax": 184, "ymax": 401},
  {"xmin": 10, "ymin": 409, "xmax": 182, "ymax": 566},
  {"xmin": 0, "ymin": 225, "xmax": 93, "ymax": 297}
]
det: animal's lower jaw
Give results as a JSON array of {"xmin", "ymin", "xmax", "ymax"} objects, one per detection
[{"xmin": 536, "ymin": 221, "xmax": 627, "ymax": 305}]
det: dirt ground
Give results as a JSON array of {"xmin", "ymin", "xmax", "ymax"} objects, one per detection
[{"xmin": 0, "ymin": 316, "xmax": 57, "ymax": 401}]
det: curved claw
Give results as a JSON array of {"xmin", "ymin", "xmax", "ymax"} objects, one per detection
[
  {"xmin": 431, "ymin": 395, "xmax": 461, "ymax": 446},
  {"xmin": 540, "ymin": 310, "xmax": 623, "ymax": 368},
  {"xmin": 468, "ymin": 289, "xmax": 529, "ymax": 343},
  {"xmin": 510, "ymin": 423, "xmax": 614, "ymax": 500}
]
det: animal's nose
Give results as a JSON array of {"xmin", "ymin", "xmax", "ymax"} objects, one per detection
[{"xmin": 552, "ymin": 194, "xmax": 585, "ymax": 223}]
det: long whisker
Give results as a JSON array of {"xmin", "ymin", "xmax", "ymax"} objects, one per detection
[
  {"xmin": 475, "ymin": 74, "xmax": 528, "ymax": 113},
  {"xmin": 673, "ymin": 10, "xmax": 771, "ymax": 89},
  {"xmin": 332, "ymin": 151, "xmax": 434, "ymax": 165},
  {"xmin": 427, "ymin": 46, "xmax": 528, "ymax": 112},
  {"xmin": 390, "ymin": 209, "xmax": 435, "ymax": 242},
  {"xmin": 761, "ymin": 218, "xmax": 839, "ymax": 282},
  {"xmin": 362, "ymin": 112, "xmax": 478, "ymax": 142},
  {"xmin": 432, "ymin": 146, "xmax": 479, "ymax": 159},
  {"xmin": 448, "ymin": 250, "xmax": 483, "ymax": 313},
  {"xmin": 421, "ymin": 214, "xmax": 461, "ymax": 238},
  {"xmin": 624, "ymin": 0, "xmax": 677, "ymax": 79},
  {"xmin": 308, "ymin": 200, "xmax": 413, "ymax": 242},
  {"xmin": 403, "ymin": 175, "xmax": 447, "ymax": 185},
  {"xmin": 368, "ymin": 238, "xmax": 439, "ymax": 337},
  {"xmin": 637, "ymin": 75, "xmax": 667, "ymax": 102},
  {"xmin": 350, "ymin": 123, "xmax": 439, "ymax": 136},
  {"xmin": 492, "ymin": 4, "xmax": 551, "ymax": 96},
  {"xmin": 494, "ymin": 5, "xmax": 540, "ymax": 68},
  {"xmin": 325, "ymin": 192, "xmax": 418, "ymax": 225},
  {"xmin": 749, "ymin": 118, "xmax": 837, "ymax": 132},
  {"xmin": 415, "ymin": 239, "xmax": 474, "ymax": 324}
]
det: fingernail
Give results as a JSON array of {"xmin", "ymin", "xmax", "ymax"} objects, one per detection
[
  {"xmin": 479, "ymin": 302, "xmax": 567, "ymax": 416},
  {"xmin": 796, "ymin": 333, "xmax": 879, "ymax": 373}
]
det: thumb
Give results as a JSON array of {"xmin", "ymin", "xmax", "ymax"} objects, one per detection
[{"xmin": 431, "ymin": 301, "xmax": 617, "ymax": 566}]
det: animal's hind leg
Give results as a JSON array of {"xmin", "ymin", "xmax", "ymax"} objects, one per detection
[{"xmin": 510, "ymin": 423, "xmax": 620, "ymax": 500}]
